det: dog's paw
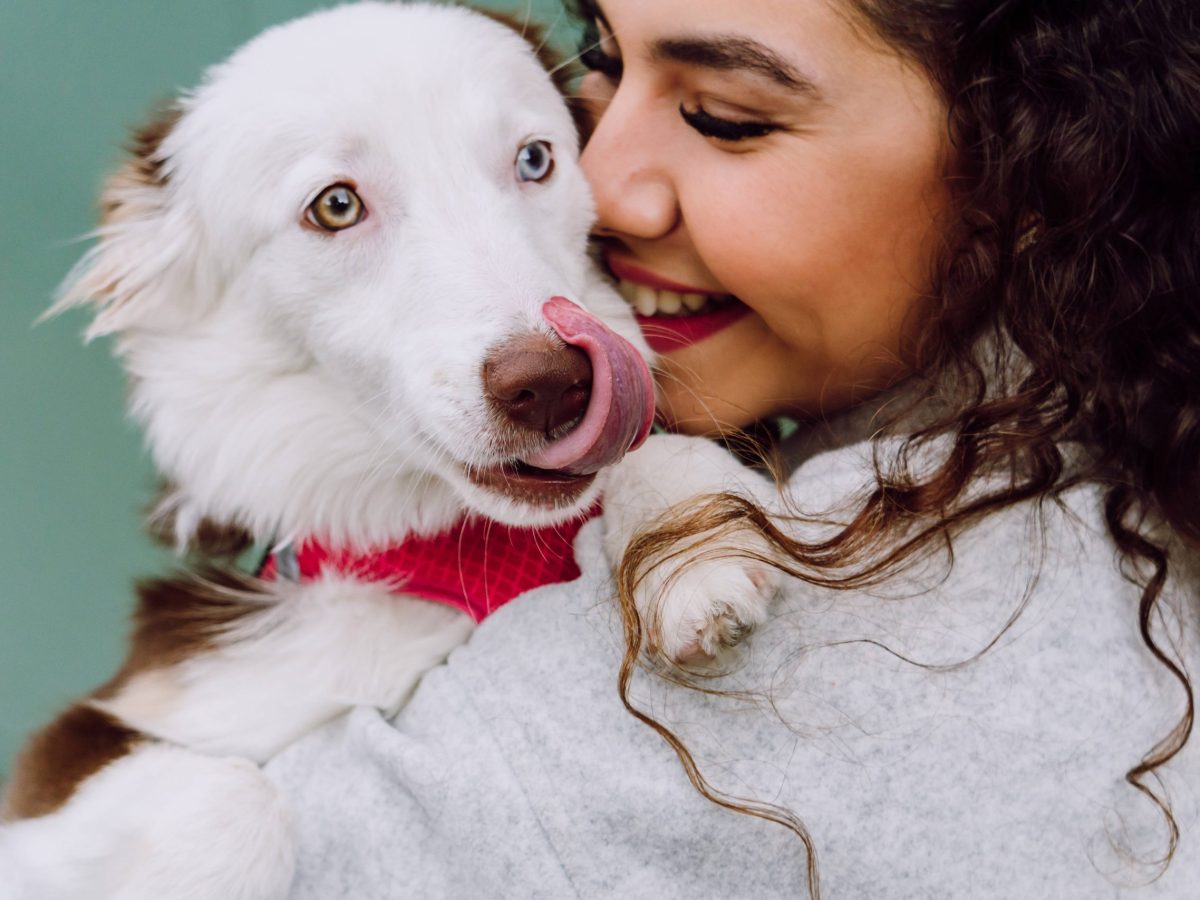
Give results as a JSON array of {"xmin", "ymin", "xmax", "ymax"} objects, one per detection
[{"xmin": 636, "ymin": 536, "xmax": 780, "ymax": 664}]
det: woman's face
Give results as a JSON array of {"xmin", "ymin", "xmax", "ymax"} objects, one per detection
[{"xmin": 578, "ymin": 0, "xmax": 954, "ymax": 433}]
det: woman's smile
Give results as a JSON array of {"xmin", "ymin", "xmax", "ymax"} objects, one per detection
[{"xmin": 602, "ymin": 251, "xmax": 752, "ymax": 352}]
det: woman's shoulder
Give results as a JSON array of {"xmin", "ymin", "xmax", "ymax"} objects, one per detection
[
  {"xmin": 268, "ymin": 480, "xmax": 1199, "ymax": 898},
  {"xmin": 783, "ymin": 428, "xmax": 1196, "ymax": 651}
]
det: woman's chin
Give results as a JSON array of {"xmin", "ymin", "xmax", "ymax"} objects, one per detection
[
  {"xmin": 651, "ymin": 324, "xmax": 799, "ymax": 434},
  {"xmin": 654, "ymin": 367, "xmax": 767, "ymax": 435}
]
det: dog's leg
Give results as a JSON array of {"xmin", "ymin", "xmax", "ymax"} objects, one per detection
[
  {"xmin": 1, "ymin": 743, "xmax": 294, "ymax": 900},
  {"xmin": 602, "ymin": 433, "xmax": 783, "ymax": 662},
  {"xmin": 1, "ymin": 574, "xmax": 472, "ymax": 898}
]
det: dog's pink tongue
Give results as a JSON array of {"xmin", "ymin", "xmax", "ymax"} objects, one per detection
[{"xmin": 524, "ymin": 296, "xmax": 655, "ymax": 475}]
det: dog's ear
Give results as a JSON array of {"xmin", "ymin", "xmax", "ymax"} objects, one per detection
[
  {"xmin": 476, "ymin": 9, "xmax": 591, "ymax": 140},
  {"xmin": 48, "ymin": 105, "xmax": 198, "ymax": 340}
]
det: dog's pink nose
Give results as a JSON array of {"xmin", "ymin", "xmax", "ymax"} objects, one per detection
[{"xmin": 483, "ymin": 333, "xmax": 592, "ymax": 436}]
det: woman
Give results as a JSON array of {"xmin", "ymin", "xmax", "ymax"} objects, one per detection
[{"xmin": 266, "ymin": 0, "xmax": 1199, "ymax": 896}]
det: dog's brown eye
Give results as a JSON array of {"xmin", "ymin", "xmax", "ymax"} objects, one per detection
[{"xmin": 307, "ymin": 184, "xmax": 365, "ymax": 231}]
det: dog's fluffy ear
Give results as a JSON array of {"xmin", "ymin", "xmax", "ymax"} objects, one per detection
[{"xmin": 49, "ymin": 106, "xmax": 198, "ymax": 340}]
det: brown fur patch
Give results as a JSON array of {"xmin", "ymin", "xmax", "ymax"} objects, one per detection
[
  {"xmin": 477, "ymin": 8, "xmax": 591, "ymax": 138},
  {"xmin": 100, "ymin": 105, "xmax": 181, "ymax": 221},
  {"xmin": 3, "ymin": 568, "xmax": 270, "ymax": 820},
  {"xmin": 95, "ymin": 566, "xmax": 270, "ymax": 699},
  {"xmin": 129, "ymin": 105, "xmax": 181, "ymax": 186},
  {"xmin": 189, "ymin": 519, "xmax": 255, "ymax": 557},
  {"xmin": 145, "ymin": 480, "xmax": 255, "ymax": 558},
  {"xmin": 2, "ymin": 705, "xmax": 144, "ymax": 821}
]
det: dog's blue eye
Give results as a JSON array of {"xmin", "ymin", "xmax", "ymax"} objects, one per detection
[
  {"xmin": 515, "ymin": 141, "xmax": 554, "ymax": 183},
  {"xmin": 307, "ymin": 183, "xmax": 365, "ymax": 231}
]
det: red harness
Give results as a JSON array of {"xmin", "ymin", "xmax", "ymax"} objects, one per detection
[{"xmin": 262, "ymin": 504, "xmax": 600, "ymax": 622}]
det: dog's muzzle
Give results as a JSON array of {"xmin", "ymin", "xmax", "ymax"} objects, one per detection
[{"xmin": 483, "ymin": 297, "xmax": 655, "ymax": 475}]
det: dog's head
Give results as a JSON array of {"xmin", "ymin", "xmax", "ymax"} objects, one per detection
[{"xmin": 53, "ymin": 3, "xmax": 654, "ymax": 546}]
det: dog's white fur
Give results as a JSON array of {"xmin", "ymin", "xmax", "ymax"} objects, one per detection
[{"xmin": 0, "ymin": 4, "xmax": 779, "ymax": 897}]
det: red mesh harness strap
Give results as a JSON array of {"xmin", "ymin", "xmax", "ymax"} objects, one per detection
[{"xmin": 261, "ymin": 504, "xmax": 601, "ymax": 622}]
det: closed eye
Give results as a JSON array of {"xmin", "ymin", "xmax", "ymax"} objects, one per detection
[
  {"xmin": 679, "ymin": 104, "xmax": 779, "ymax": 142},
  {"xmin": 578, "ymin": 14, "xmax": 622, "ymax": 82}
]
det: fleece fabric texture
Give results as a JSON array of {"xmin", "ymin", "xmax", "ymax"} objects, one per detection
[{"xmin": 265, "ymin": 420, "xmax": 1199, "ymax": 899}]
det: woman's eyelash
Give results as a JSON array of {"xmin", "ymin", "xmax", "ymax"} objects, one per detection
[
  {"xmin": 579, "ymin": 42, "xmax": 623, "ymax": 79},
  {"xmin": 679, "ymin": 104, "xmax": 779, "ymax": 142},
  {"xmin": 575, "ymin": 14, "xmax": 775, "ymax": 143},
  {"xmin": 578, "ymin": 21, "xmax": 622, "ymax": 80}
]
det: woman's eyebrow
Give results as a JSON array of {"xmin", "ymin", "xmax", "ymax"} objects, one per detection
[{"xmin": 651, "ymin": 35, "xmax": 821, "ymax": 97}]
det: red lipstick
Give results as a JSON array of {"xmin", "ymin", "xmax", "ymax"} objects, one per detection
[
  {"xmin": 605, "ymin": 256, "xmax": 725, "ymax": 297},
  {"xmin": 605, "ymin": 253, "xmax": 751, "ymax": 353}
]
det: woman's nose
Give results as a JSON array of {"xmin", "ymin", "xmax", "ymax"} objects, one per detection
[{"xmin": 579, "ymin": 79, "xmax": 679, "ymax": 241}]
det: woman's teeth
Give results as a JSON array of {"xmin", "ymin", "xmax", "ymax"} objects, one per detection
[{"xmin": 614, "ymin": 279, "xmax": 733, "ymax": 317}]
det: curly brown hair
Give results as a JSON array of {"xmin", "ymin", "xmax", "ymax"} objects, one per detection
[{"xmin": 569, "ymin": 0, "xmax": 1200, "ymax": 895}]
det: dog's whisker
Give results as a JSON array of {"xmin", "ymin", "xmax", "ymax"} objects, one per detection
[
  {"xmin": 532, "ymin": 4, "xmax": 568, "ymax": 58},
  {"xmin": 478, "ymin": 517, "xmax": 495, "ymax": 617},
  {"xmin": 530, "ymin": 523, "xmax": 555, "ymax": 565},
  {"xmin": 368, "ymin": 425, "xmax": 435, "ymax": 492},
  {"xmin": 342, "ymin": 403, "xmax": 431, "ymax": 507},
  {"xmin": 520, "ymin": 0, "xmax": 533, "ymax": 41},
  {"xmin": 356, "ymin": 400, "xmax": 420, "ymax": 455},
  {"xmin": 652, "ymin": 367, "xmax": 744, "ymax": 436},
  {"xmin": 344, "ymin": 386, "xmax": 395, "ymax": 420},
  {"xmin": 548, "ymin": 34, "xmax": 608, "ymax": 77},
  {"xmin": 550, "ymin": 14, "xmax": 627, "ymax": 77},
  {"xmin": 389, "ymin": 447, "xmax": 452, "ymax": 514}
]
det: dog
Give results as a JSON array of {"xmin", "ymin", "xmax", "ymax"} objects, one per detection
[{"xmin": 0, "ymin": 4, "xmax": 779, "ymax": 897}]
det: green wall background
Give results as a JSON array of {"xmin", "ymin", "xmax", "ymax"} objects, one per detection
[{"xmin": 0, "ymin": 0, "xmax": 576, "ymax": 778}]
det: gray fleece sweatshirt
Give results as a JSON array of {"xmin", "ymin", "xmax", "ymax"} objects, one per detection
[{"xmin": 265, "ymin": 419, "xmax": 1199, "ymax": 899}]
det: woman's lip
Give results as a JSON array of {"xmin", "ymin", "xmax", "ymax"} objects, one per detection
[
  {"xmin": 604, "ymin": 254, "xmax": 728, "ymax": 297},
  {"xmin": 600, "ymin": 251, "xmax": 750, "ymax": 351},
  {"xmin": 634, "ymin": 304, "xmax": 752, "ymax": 353}
]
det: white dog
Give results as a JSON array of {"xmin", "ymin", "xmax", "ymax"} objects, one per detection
[{"xmin": 0, "ymin": 4, "xmax": 778, "ymax": 898}]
